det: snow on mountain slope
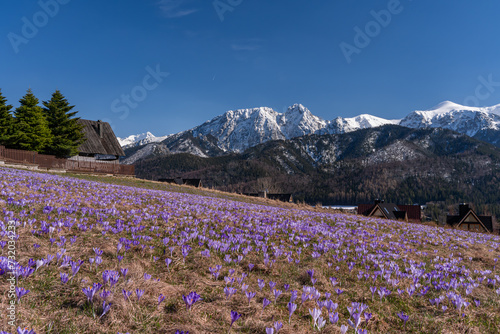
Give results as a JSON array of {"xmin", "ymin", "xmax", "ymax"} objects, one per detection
[
  {"xmin": 277, "ymin": 104, "xmax": 328, "ymax": 138},
  {"xmin": 327, "ymin": 114, "xmax": 400, "ymax": 134},
  {"xmin": 117, "ymin": 132, "xmax": 170, "ymax": 148},
  {"xmin": 191, "ymin": 107, "xmax": 285, "ymax": 152},
  {"xmin": 120, "ymin": 101, "xmax": 500, "ymax": 158},
  {"xmin": 175, "ymin": 104, "xmax": 397, "ymax": 153},
  {"xmin": 400, "ymin": 101, "xmax": 500, "ymax": 137}
]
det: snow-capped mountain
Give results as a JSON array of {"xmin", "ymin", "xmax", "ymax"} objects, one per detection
[
  {"xmin": 117, "ymin": 132, "xmax": 170, "ymax": 148},
  {"xmin": 155, "ymin": 104, "xmax": 398, "ymax": 154},
  {"xmin": 400, "ymin": 101, "xmax": 500, "ymax": 137},
  {"xmin": 120, "ymin": 101, "xmax": 500, "ymax": 160}
]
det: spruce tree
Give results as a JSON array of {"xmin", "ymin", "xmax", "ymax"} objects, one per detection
[
  {"xmin": 42, "ymin": 90, "xmax": 85, "ymax": 157},
  {"xmin": 11, "ymin": 89, "xmax": 52, "ymax": 152},
  {"xmin": 0, "ymin": 89, "xmax": 13, "ymax": 146}
]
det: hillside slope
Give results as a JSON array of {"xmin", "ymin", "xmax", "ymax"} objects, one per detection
[
  {"xmin": 0, "ymin": 167, "xmax": 499, "ymax": 333},
  {"xmin": 133, "ymin": 125, "xmax": 500, "ymax": 221}
]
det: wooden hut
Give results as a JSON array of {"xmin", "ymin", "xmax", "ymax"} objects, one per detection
[
  {"xmin": 358, "ymin": 200, "xmax": 421, "ymax": 222},
  {"xmin": 446, "ymin": 204, "xmax": 494, "ymax": 233},
  {"xmin": 73, "ymin": 120, "xmax": 125, "ymax": 163}
]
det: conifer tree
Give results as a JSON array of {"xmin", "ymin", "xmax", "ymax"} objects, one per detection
[
  {"xmin": 42, "ymin": 90, "xmax": 85, "ymax": 157},
  {"xmin": 11, "ymin": 89, "xmax": 52, "ymax": 152},
  {"xmin": 0, "ymin": 89, "xmax": 13, "ymax": 146}
]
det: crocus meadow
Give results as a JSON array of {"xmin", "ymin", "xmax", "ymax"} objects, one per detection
[{"xmin": 0, "ymin": 167, "xmax": 499, "ymax": 333}]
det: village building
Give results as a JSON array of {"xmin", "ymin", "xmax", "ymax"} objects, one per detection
[
  {"xmin": 71, "ymin": 119, "xmax": 125, "ymax": 163},
  {"xmin": 446, "ymin": 204, "xmax": 495, "ymax": 233},
  {"xmin": 357, "ymin": 200, "xmax": 422, "ymax": 222}
]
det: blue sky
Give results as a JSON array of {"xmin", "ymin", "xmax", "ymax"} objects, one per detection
[{"xmin": 2, "ymin": 0, "xmax": 500, "ymax": 137}]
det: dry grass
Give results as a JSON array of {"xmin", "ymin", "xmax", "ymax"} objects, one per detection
[{"xmin": 0, "ymin": 167, "xmax": 499, "ymax": 334}]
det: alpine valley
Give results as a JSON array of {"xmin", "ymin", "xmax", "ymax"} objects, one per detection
[{"xmin": 119, "ymin": 102, "xmax": 500, "ymax": 221}]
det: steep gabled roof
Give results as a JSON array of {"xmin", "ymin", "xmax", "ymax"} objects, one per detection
[
  {"xmin": 77, "ymin": 119, "xmax": 125, "ymax": 157},
  {"xmin": 368, "ymin": 203, "xmax": 401, "ymax": 220},
  {"xmin": 447, "ymin": 208, "xmax": 493, "ymax": 233}
]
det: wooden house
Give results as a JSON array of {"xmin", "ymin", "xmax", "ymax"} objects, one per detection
[
  {"xmin": 446, "ymin": 204, "xmax": 494, "ymax": 233},
  {"xmin": 358, "ymin": 200, "xmax": 421, "ymax": 222},
  {"xmin": 72, "ymin": 120, "xmax": 125, "ymax": 163}
]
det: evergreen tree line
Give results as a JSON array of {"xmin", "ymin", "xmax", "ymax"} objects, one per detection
[{"xmin": 0, "ymin": 89, "xmax": 85, "ymax": 158}]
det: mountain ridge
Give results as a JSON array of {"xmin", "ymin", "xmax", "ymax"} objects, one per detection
[{"xmin": 118, "ymin": 101, "xmax": 500, "ymax": 158}]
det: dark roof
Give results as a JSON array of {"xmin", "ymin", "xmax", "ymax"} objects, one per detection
[
  {"xmin": 397, "ymin": 205, "xmax": 422, "ymax": 221},
  {"xmin": 183, "ymin": 179, "xmax": 202, "ymax": 187},
  {"xmin": 77, "ymin": 120, "xmax": 125, "ymax": 156},
  {"xmin": 358, "ymin": 202, "xmax": 421, "ymax": 221},
  {"xmin": 447, "ymin": 207, "xmax": 493, "ymax": 233},
  {"xmin": 375, "ymin": 203, "xmax": 401, "ymax": 220},
  {"xmin": 357, "ymin": 204, "xmax": 374, "ymax": 216}
]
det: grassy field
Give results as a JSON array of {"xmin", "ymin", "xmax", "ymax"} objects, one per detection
[{"xmin": 0, "ymin": 167, "xmax": 499, "ymax": 334}]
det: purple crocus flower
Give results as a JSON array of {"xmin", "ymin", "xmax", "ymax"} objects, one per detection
[
  {"xmin": 307, "ymin": 269, "xmax": 314, "ymax": 278},
  {"xmin": 83, "ymin": 287, "xmax": 96, "ymax": 303},
  {"xmin": 16, "ymin": 328, "xmax": 37, "ymax": 334},
  {"xmin": 109, "ymin": 272, "xmax": 120, "ymax": 287},
  {"xmin": 15, "ymin": 287, "xmax": 30, "ymax": 303},
  {"xmin": 245, "ymin": 291, "xmax": 256, "ymax": 304},
  {"xmin": 274, "ymin": 321, "xmax": 283, "ymax": 332},
  {"xmin": 230, "ymin": 310, "xmax": 241, "ymax": 328},
  {"xmin": 266, "ymin": 328, "xmax": 274, "ymax": 334},
  {"xmin": 165, "ymin": 258, "xmax": 172, "ymax": 271},
  {"xmin": 100, "ymin": 301, "xmax": 111, "ymax": 319},
  {"xmin": 70, "ymin": 260, "xmax": 83, "ymax": 277},
  {"xmin": 348, "ymin": 312, "xmax": 362, "ymax": 330},
  {"xmin": 182, "ymin": 291, "xmax": 202, "ymax": 311},
  {"xmin": 120, "ymin": 268, "xmax": 128, "ymax": 277},
  {"xmin": 135, "ymin": 289, "xmax": 145, "ymax": 302},
  {"xmin": 262, "ymin": 298, "xmax": 271, "ymax": 311},
  {"xmin": 224, "ymin": 287, "xmax": 237, "ymax": 300},
  {"xmin": 60, "ymin": 272, "xmax": 69, "ymax": 284},
  {"xmin": 273, "ymin": 289, "xmax": 282, "ymax": 303},
  {"xmin": 309, "ymin": 308, "xmax": 321, "ymax": 327},
  {"xmin": 158, "ymin": 294, "xmax": 166, "ymax": 306},
  {"xmin": 364, "ymin": 312, "xmax": 372, "ymax": 325},
  {"xmin": 269, "ymin": 281, "xmax": 277, "ymax": 291},
  {"xmin": 329, "ymin": 312, "xmax": 339, "ymax": 324},
  {"xmin": 122, "ymin": 289, "xmax": 132, "ymax": 301},
  {"xmin": 248, "ymin": 263, "xmax": 254, "ymax": 271},
  {"xmin": 258, "ymin": 279, "xmax": 265, "ymax": 291},
  {"xmin": 329, "ymin": 277, "xmax": 338, "ymax": 287},
  {"xmin": 397, "ymin": 311, "xmax": 409, "ymax": 329},
  {"xmin": 288, "ymin": 302, "xmax": 297, "ymax": 323}
]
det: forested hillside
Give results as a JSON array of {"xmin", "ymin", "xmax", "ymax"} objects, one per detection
[{"xmin": 130, "ymin": 126, "xmax": 500, "ymax": 222}]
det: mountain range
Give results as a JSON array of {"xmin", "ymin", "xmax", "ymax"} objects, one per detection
[
  {"xmin": 120, "ymin": 101, "xmax": 500, "ymax": 220},
  {"xmin": 118, "ymin": 101, "xmax": 500, "ymax": 163}
]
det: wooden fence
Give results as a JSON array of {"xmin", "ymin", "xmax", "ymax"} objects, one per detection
[{"xmin": 0, "ymin": 146, "xmax": 134, "ymax": 176}]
